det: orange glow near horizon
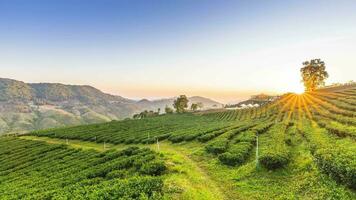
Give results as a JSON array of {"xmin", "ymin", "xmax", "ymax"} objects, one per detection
[
  {"xmin": 90, "ymin": 70, "xmax": 307, "ymax": 103},
  {"xmin": 100, "ymin": 84, "xmax": 280, "ymax": 103}
]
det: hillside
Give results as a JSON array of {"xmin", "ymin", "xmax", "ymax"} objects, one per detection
[
  {"xmin": 2, "ymin": 85, "xmax": 354, "ymax": 199},
  {"xmin": 0, "ymin": 78, "xmax": 222, "ymax": 135}
]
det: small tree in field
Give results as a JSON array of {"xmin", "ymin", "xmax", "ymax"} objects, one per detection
[
  {"xmin": 191, "ymin": 103, "xmax": 198, "ymax": 111},
  {"xmin": 165, "ymin": 106, "xmax": 173, "ymax": 114},
  {"xmin": 173, "ymin": 95, "xmax": 189, "ymax": 113},
  {"xmin": 300, "ymin": 59, "xmax": 329, "ymax": 92}
]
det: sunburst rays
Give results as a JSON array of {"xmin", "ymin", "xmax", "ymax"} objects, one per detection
[
  {"xmin": 266, "ymin": 92, "xmax": 318, "ymax": 125},
  {"xmin": 242, "ymin": 91, "xmax": 331, "ymax": 125}
]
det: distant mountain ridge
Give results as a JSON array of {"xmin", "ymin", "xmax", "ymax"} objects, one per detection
[{"xmin": 0, "ymin": 78, "xmax": 222, "ymax": 134}]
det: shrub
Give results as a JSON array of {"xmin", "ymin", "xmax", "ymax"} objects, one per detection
[
  {"xmin": 197, "ymin": 125, "xmax": 242, "ymax": 142},
  {"xmin": 205, "ymin": 139, "xmax": 228, "ymax": 154},
  {"xmin": 168, "ymin": 134, "xmax": 186, "ymax": 143},
  {"xmin": 124, "ymin": 138, "xmax": 135, "ymax": 144},
  {"xmin": 259, "ymin": 152, "xmax": 289, "ymax": 170},
  {"xmin": 259, "ymin": 123, "xmax": 290, "ymax": 170},
  {"xmin": 197, "ymin": 133, "xmax": 217, "ymax": 142},
  {"xmin": 120, "ymin": 146, "xmax": 141, "ymax": 156},
  {"xmin": 218, "ymin": 142, "xmax": 253, "ymax": 166},
  {"xmin": 106, "ymin": 170, "xmax": 128, "ymax": 179},
  {"xmin": 140, "ymin": 161, "xmax": 167, "ymax": 176},
  {"xmin": 233, "ymin": 130, "xmax": 256, "ymax": 144},
  {"xmin": 184, "ymin": 133, "xmax": 200, "ymax": 141}
]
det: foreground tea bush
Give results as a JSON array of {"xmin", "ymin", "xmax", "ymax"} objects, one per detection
[
  {"xmin": 300, "ymin": 121, "xmax": 356, "ymax": 189},
  {"xmin": 218, "ymin": 142, "xmax": 253, "ymax": 165},
  {"xmin": 0, "ymin": 137, "xmax": 166, "ymax": 199},
  {"xmin": 206, "ymin": 139, "xmax": 228, "ymax": 154},
  {"xmin": 259, "ymin": 123, "xmax": 291, "ymax": 170},
  {"xmin": 218, "ymin": 121, "xmax": 273, "ymax": 166},
  {"xmin": 314, "ymin": 116, "xmax": 356, "ymax": 138}
]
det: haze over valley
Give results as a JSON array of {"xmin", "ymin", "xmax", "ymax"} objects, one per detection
[{"xmin": 0, "ymin": 77, "xmax": 222, "ymax": 134}]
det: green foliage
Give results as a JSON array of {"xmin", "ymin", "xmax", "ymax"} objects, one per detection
[
  {"xmin": 206, "ymin": 139, "xmax": 228, "ymax": 154},
  {"xmin": 164, "ymin": 106, "xmax": 174, "ymax": 114},
  {"xmin": 31, "ymin": 113, "xmax": 231, "ymax": 145},
  {"xmin": 191, "ymin": 103, "xmax": 198, "ymax": 111},
  {"xmin": 300, "ymin": 59, "xmax": 329, "ymax": 91},
  {"xmin": 140, "ymin": 161, "xmax": 167, "ymax": 176},
  {"xmin": 197, "ymin": 125, "xmax": 238, "ymax": 142},
  {"xmin": 218, "ymin": 142, "xmax": 253, "ymax": 166},
  {"xmin": 300, "ymin": 122, "xmax": 356, "ymax": 189},
  {"xmin": 173, "ymin": 95, "xmax": 189, "ymax": 113},
  {"xmin": 0, "ymin": 137, "xmax": 166, "ymax": 199},
  {"xmin": 315, "ymin": 117, "xmax": 356, "ymax": 138},
  {"xmin": 217, "ymin": 121, "xmax": 273, "ymax": 166},
  {"xmin": 133, "ymin": 110, "xmax": 160, "ymax": 119},
  {"xmin": 259, "ymin": 123, "xmax": 291, "ymax": 170}
]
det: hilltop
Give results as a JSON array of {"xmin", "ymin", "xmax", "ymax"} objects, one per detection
[{"xmin": 0, "ymin": 78, "xmax": 222, "ymax": 134}]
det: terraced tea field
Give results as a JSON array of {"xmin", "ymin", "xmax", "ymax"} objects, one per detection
[
  {"xmin": 0, "ymin": 138, "xmax": 166, "ymax": 199},
  {"xmin": 1, "ymin": 86, "xmax": 355, "ymax": 199}
]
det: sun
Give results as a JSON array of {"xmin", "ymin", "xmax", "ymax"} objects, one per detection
[{"xmin": 291, "ymin": 84, "xmax": 305, "ymax": 95}]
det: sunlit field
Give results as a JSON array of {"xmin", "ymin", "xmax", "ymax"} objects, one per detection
[{"xmin": 0, "ymin": 85, "xmax": 353, "ymax": 199}]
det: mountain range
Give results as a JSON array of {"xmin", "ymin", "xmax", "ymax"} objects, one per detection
[{"xmin": 0, "ymin": 78, "xmax": 222, "ymax": 135}]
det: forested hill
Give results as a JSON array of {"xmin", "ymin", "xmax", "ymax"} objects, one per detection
[
  {"xmin": 0, "ymin": 78, "xmax": 222, "ymax": 135},
  {"xmin": 0, "ymin": 78, "xmax": 133, "ymax": 103}
]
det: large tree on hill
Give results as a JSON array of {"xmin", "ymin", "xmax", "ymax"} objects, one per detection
[
  {"xmin": 173, "ymin": 95, "xmax": 189, "ymax": 113},
  {"xmin": 300, "ymin": 59, "xmax": 329, "ymax": 92}
]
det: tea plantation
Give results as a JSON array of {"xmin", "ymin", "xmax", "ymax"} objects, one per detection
[
  {"xmin": 1, "ymin": 86, "xmax": 355, "ymax": 199},
  {"xmin": 0, "ymin": 138, "xmax": 166, "ymax": 199}
]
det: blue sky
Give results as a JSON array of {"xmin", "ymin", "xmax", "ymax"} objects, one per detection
[{"xmin": 1, "ymin": 0, "xmax": 356, "ymax": 102}]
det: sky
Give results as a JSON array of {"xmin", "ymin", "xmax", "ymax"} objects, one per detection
[{"xmin": 0, "ymin": 0, "xmax": 355, "ymax": 103}]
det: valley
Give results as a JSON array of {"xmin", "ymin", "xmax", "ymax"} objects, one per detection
[{"xmin": 0, "ymin": 78, "xmax": 222, "ymax": 135}]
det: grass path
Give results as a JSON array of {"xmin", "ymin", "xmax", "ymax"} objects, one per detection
[{"xmin": 20, "ymin": 136, "xmax": 228, "ymax": 200}]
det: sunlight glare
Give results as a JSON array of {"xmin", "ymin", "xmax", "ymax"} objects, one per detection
[{"xmin": 292, "ymin": 84, "xmax": 305, "ymax": 95}]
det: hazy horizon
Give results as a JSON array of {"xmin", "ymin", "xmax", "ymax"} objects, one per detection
[
  {"xmin": 1, "ymin": 0, "xmax": 356, "ymax": 103},
  {"xmin": 1, "ymin": 76, "xmax": 252, "ymax": 104}
]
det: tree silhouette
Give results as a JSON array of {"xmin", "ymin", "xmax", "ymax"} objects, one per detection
[
  {"xmin": 191, "ymin": 103, "xmax": 198, "ymax": 111},
  {"xmin": 300, "ymin": 59, "xmax": 329, "ymax": 91}
]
